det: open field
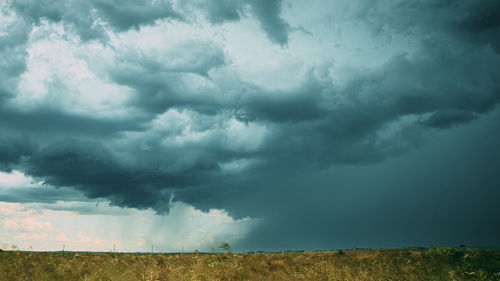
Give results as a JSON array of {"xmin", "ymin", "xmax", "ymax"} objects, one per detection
[{"xmin": 0, "ymin": 248, "xmax": 499, "ymax": 281}]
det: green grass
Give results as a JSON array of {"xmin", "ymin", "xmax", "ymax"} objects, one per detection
[{"xmin": 0, "ymin": 248, "xmax": 499, "ymax": 280}]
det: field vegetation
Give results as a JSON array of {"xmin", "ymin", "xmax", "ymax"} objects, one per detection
[{"xmin": 0, "ymin": 248, "xmax": 499, "ymax": 281}]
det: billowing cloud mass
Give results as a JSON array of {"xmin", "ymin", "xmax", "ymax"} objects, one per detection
[{"xmin": 0, "ymin": 0, "xmax": 499, "ymax": 251}]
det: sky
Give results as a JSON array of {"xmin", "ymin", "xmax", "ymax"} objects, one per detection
[{"xmin": 0, "ymin": 0, "xmax": 499, "ymax": 252}]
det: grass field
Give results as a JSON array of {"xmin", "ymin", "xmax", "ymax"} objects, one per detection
[{"xmin": 0, "ymin": 248, "xmax": 499, "ymax": 281}]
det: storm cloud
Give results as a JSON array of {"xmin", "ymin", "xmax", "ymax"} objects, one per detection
[{"xmin": 1, "ymin": 0, "xmax": 499, "ymax": 250}]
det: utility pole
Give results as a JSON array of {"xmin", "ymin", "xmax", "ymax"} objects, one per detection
[
  {"xmin": 151, "ymin": 244, "xmax": 154, "ymax": 253},
  {"xmin": 62, "ymin": 244, "xmax": 65, "ymax": 252}
]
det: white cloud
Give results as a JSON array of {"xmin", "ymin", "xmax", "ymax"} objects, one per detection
[
  {"xmin": 2, "ymin": 217, "xmax": 56, "ymax": 232},
  {"xmin": 13, "ymin": 22, "xmax": 133, "ymax": 118},
  {"xmin": 224, "ymin": 118, "xmax": 268, "ymax": 151},
  {"xmin": 0, "ymin": 170, "xmax": 40, "ymax": 188},
  {"xmin": 128, "ymin": 108, "xmax": 268, "ymax": 154},
  {"xmin": 0, "ymin": 202, "xmax": 25, "ymax": 216}
]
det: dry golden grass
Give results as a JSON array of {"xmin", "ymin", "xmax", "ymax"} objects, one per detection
[{"xmin": 0, "ymin": 248, "xmax": 499, "ymax": 281}]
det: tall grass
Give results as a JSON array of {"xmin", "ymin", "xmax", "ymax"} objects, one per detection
[{"xmin": 0, "ymin": 248, "xmax": 499, "ymax": 280}]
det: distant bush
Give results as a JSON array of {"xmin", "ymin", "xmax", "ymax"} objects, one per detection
[{"xmin": 218, "ymin": 242, "xmax": 231, "ymax": 253}]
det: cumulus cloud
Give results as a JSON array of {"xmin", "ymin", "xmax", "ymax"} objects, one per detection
[
  {"xmin": 109, "ymin": 40, "xmax": 227, "ymax": 114},
  {"xmin": 10, "ymin": 0, "xmax": 180, "ymax": 41},
  {"xmin": 8, "ymin": 0, "xmax": 291, "ymax": 45}
]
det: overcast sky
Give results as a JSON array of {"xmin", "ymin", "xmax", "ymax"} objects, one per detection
[{"xmin": 1, "ymin": 0, "xmax": 499, "ymax": 252}]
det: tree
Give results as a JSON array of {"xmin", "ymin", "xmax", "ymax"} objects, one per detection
[{"xmin": 218, "ymin": 242, "xmax": 231, "ymax": 253}]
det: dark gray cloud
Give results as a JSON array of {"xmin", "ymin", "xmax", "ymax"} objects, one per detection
[
  {"xmin": 420, "ymin": 109, "xmax": 477, "ymax": 129},
  {"xmin": 90, "ymin": 0, "xmax": 180, "ymax": 31},
  {"xmin": 238, "ymin": 78, "xmax": 329, "ymax": 123},
  {"xmin": 187, "ymin": 0, "xmax": 291, "ymax": 44},
  {"xmin": 0, "ymin": 185, "xmax": 88, "ymax": 204},
  {"xmin": 0, "ymin": 18, "xmax": 30, "ymax": 101},
  {"xmin": 247, "ymin": 0, "xmax": 290, "ymax": 46},
  {"xmin": 231, "ymin": 37, "xmax": 500, "ymax": 168},
  {"xmin": 0, "ymin": 105, "xmax": 147, "ymax": 139},
  {"xmin": 361, "ymin": 0, "xmax": 500, "ymax": 52},
  {"xmin": 24, "ymin": 138, "xmax": 215, "ymax": 213},
  {"xmin": 202, "ymin": 0, "xmax": 244, "ymax": 24},
  {"xmin": 0, "ymin": 136, "xmax": 37, "ymax": 172}
]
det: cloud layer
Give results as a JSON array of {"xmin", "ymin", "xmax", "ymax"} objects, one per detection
[{"xmin": 1, "ymin": 0, "xmax": 499, "ymax": 250}]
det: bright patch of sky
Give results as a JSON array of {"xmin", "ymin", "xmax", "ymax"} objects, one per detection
[{"xmin": 0, "ymin": 171, "xmax": 257, "ymax": 252}]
